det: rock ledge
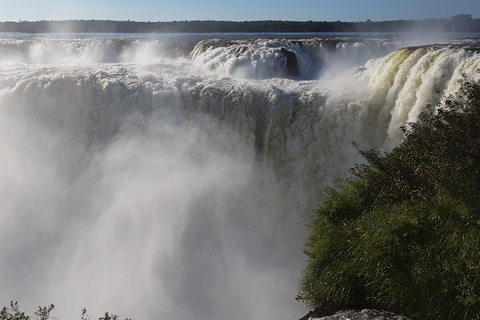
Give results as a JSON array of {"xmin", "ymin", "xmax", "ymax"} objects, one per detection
[{"xmin": 306, "ymin": 309, "xmax": 412, "ymax": 320}]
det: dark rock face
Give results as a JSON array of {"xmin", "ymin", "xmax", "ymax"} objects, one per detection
[
  {"xmin": 302, "ymin": 309, "xmax": 412, "ymax": 320},
  {"xmin": 280, "ymin": 47, "xmax": 299, "ymax": 76}
]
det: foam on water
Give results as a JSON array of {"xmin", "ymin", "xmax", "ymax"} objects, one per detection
[{"xmin": 0, "ymin": 33, "xmax": 479, "ymax": 320}]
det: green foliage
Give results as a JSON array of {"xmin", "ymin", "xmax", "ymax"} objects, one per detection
[
  {"xmin": 80, "ymin": 308, "xmax": 122, "ymax": 320},
  {"xmin": 97, "ymin": 313, "xmax": 117, "ymax": 320},
  {"xmin": 0, "ymin": 302, "xmax": 54, "ymax": 320},
  {"xmin": 1, "ymin": 16, "xmax": 480, "ymax": 33},
  {"xmin": 298, "ymin": 79, "xmax": 480, "ymax": 320},
  {"xmin": 34, "ymin": 305, "xmax": 55, "ymax": 320},
  {"xmin": 1, "ymin": 303, "xmax": 130, "ymax": 320},
  {"xmin": 0, "ymin": 302, "xmax": 30, "ymax": 320}
]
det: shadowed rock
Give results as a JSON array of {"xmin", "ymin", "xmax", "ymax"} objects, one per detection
[
  {"xmin": 280, "ymin": 47, "xmax": 299, "ymax": 76},
  {"xmin": 301, "ymin": 309, "xmax": 412, "ymax": 320}
]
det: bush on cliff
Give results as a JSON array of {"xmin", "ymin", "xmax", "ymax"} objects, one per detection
[{"xmin": 297, "ymin": 78, "xmax": 480, "ymax": 320}]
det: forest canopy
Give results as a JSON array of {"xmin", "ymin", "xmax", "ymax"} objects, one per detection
[{"xmin": 0, "ymin": 14, "xmax": 478, "ymax": 33}]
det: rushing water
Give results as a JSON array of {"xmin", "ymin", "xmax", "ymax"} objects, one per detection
[{"xmin": 0, "ymin": 32, "xmax": 479, "ymax": 320}]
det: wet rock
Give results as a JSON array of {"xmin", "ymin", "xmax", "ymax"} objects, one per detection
[
  {"xmin": 303, "ymin": 309, "xmax": 412, "ymax": 320},
  {"xmin": 280, "ymin": 47, "xmax": 299, "ymax": 76}
]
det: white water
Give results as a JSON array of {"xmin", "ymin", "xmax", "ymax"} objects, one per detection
[{"xmin": 0, "ymin": 33, "xmax": 479, "ymax": 320}]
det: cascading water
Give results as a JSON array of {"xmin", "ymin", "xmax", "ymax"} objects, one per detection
[{"xmin": 0, "ymin": 32, "xmax": 479, "ymax": 320}]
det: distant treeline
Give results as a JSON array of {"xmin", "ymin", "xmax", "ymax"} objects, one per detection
[{"xmin": 0, "ymin": 14, "xmax": 479, "ymax": 33}]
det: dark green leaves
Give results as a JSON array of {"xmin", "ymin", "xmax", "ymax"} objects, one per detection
[{"xmin": 299, "ymin": 78, "xmax": 480, "ymax": 320}]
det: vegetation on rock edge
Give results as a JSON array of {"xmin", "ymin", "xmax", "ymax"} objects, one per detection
[{"xmin": 298, "ymin": 77, "xmax": 480, "ymax": 320}]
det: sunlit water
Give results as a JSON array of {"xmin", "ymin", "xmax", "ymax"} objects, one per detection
[{"xmin": 0, "ymin": 32, "xmax": 479, "ymax": 320}]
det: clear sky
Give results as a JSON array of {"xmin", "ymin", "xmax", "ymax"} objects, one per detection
[{"xmin": 0, "ymin": 0, "xmax": 479, "ymax": 22}]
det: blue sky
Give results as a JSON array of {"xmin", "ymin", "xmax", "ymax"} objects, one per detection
[{"xmin": 0, "ymin": 0, "xmax": 478, "ymax": 22}]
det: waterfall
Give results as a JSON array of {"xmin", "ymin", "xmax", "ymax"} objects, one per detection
[{"xmin": 0, "ymin": 33, "xmax": 478, "ymax": 320}]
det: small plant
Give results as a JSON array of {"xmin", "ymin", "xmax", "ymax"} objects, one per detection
[
  {"xmin": 0, "ymin": 302, "xmax": 54, "ymax": 320},
  {"xmin": 80, "ymin": 308, "xmax": 90, "ymax": 320},
  {"xmin": 1, "ymin": 304, "xmax": 130, "ymax": 320},
  {"xmin": 34, "ymin": 305, "xmax": 55, "ymax": 320},
  {"xmin": 97, "ymin": 313, "xmax": 117, "ymax": 320},
  {"xmin": 82, "ymin": 309, "xmax": 131, "ymax": 320},
  {"xmin": 0, "ymin": 302, "xmax": 30, "ymax": 320}
]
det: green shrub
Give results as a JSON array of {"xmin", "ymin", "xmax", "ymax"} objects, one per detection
[
  {"xmin": 0, "ymin": 303, "xmax": 128, "ymax": 320},
  {"xmin": 298, "ymin": 78, "xmax": 480, "ymax": 320},
  {"xmin": 0, "ymin": 302, "xmax": 54, "ymax": 320}
]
